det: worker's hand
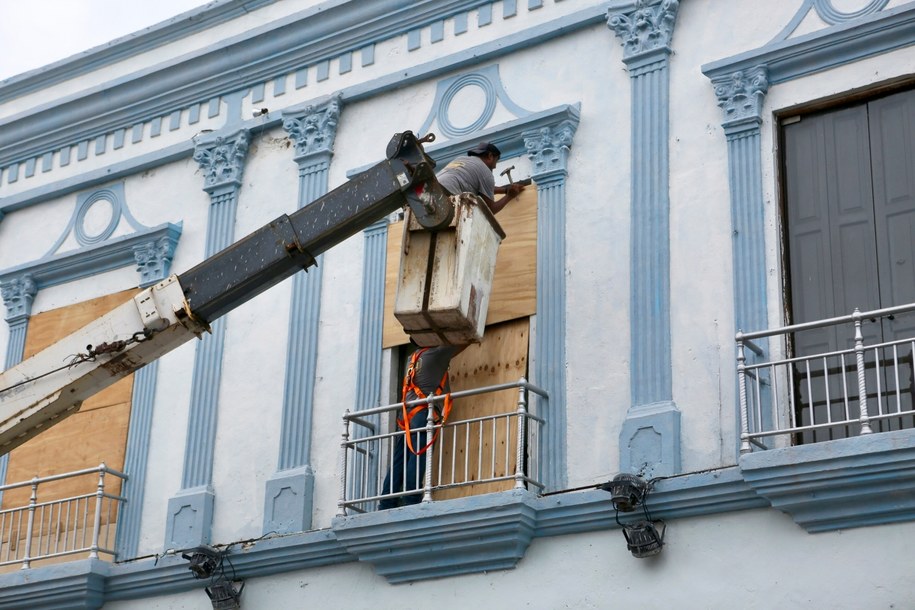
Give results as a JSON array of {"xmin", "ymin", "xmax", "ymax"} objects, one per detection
[{"xmin": 505, "ymin": 183, "xmax": 525, "ymax": 199}]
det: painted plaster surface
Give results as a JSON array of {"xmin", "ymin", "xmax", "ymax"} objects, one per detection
[
  {"xmin": 103, "ymin": 510, "xmax": 915, "ymax": 609},
  {"xmin": 2, "ymin": 0, "xmax": 915, "ymax": 605}
]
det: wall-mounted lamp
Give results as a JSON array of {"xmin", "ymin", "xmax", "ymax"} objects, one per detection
[
  {"xmin": 600, "ymin": 473, "xmax": 666, "ymax": 559},
  {"xmin": 182, "ymin": 545, "xmax": 245, "ymax": 609}
]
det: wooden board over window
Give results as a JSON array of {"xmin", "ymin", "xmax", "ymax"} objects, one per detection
[
  {"xmin": 2, "ymin": 289, "xmax": 138, "ymax": 509},
  {"xmin": 382, "ymin": 187, "xmax": 537, "ymax": 349},
  {"xmin": 432, "ymin": 317, "xmax": 530, "ymax": 499}
]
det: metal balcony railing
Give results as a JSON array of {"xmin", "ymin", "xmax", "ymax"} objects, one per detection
[
  {"xmin": 338, "ymin": 378, "xmax": 546, "ymax": 514},
  {"xmin": 0, "ymin": 463, "xmax": 127, "ymax": 569},
  {"xmin": 737, "ymin": 303, "xmax": 915, "ymax": 453}
]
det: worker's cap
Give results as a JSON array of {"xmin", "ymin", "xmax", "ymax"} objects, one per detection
[{"xmin": 467, "ymin": 142, "xmax": 501, "ymax": 157}]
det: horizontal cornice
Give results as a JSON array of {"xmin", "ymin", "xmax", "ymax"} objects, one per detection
[
  {"xmin": 0, "ymin": 0, "xmax": 280, "ymax": 104},
  {"xmin": 701, "ymin": 2, "xmax": 915, "ymax": 84},
  {"xmin": 0, "ymin": 0, "xmax": 494, "ymax": 170}
]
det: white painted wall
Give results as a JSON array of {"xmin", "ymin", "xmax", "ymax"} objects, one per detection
[{"xmin": 105, "ymin": 509, "xmax": 915, "ymax": 609}]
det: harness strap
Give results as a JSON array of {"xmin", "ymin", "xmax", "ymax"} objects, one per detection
[{"xmin": 398, "ymin": 348, "xmax": 453, "ymax": 455}]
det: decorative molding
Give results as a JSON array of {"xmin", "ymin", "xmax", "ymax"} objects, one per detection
[
  {"xmin": 702, "ymin": 2, "xmax": 915, "ymax": 85},
  {"xmin": 607, "ymin": 0, "xmax": 679, "ymax": 61},
  {"xmin": 0, "ymin": 467, "xmax": 775, "ymax": 606},
  {"xmin": 116, "ymin": 361, "xmax": 159, "ymax": 560},
  {"xmin": 609, "ymin": 0, "xmax": 681, "ymax": 475},
  {"xmin": 331, "ymin": 491, "xmax": 538, "ymax": 583},
  {"xmin": 0, "ymin": 273, "xmax": 37, "ymax": 322},
  {"xmin": 168, "ymin": 127, "xmax": 248, "ymax": 547},
  {"xmin": 710, "ymin": 67, "xmax": 769, "ymax": 128},
  {"xmin": 522, "ymin": 121, "xmax": 576, "ymax": 177},
  {"xmin": 771, "ymin": 0, "xmax": 892, "ymax": 42},
  {"xmin": 0, "ymin": 2, "xmax": 607, "ymax": 189},
  {"xmin": 265, "ymin": 99, "xmax": 339, "ymax": 534},
  {"xmin": 0, "ymin": 223, "xmax": 183, "ymax": 295},
  {"xmin": 417, "ymin": 64, "xmax": 534, "ymax": 139},
  {"xmin": 740, "ymin": 429, "xmax": 915, "ymax": 532},
  {"xmin": 133, "ymin": 235, "xmax": 179, "ymax": 288},
  {"xmin": 282, "ymin": 93, "xmax": 342, "ymax": 161},
  {"xmin": 193, "ymin": 130, "xmax": 250, "ymax": 193}
]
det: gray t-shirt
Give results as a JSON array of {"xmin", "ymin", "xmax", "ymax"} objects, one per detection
[{"xmin": 436, "ymin": 155, "xmax": 495, "ymax": 201}]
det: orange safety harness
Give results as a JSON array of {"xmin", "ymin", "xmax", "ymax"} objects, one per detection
[{"xmin": 398, "ymin": 348, "xmax": 453, "ymax": 455}]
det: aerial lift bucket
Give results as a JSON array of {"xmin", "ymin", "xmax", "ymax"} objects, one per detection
[{"xmin": 394, "ymin": 193, "xmax": 505, "ymax": 346}]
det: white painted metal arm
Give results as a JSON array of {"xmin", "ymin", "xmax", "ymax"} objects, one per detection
[{"xmin": 0, "ymin": 275, "xmax": 207, "ymax": 454}]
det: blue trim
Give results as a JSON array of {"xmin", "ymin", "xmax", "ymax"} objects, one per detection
[
  {"xmin": 252, "ymin": 82, "xmax": 266, "ymax": 104},
  {"xmin": 479, "ymin": 3, "xmax": 492, "ymax": 26},
  {"xmin": 504, "ymin": 0, "xmax": 518, "ymax": 18},
  {"xmin": 274, "ymin": 75, "xmax": 287, "ymax": 96},
  {"xmin": 169, "ymin": 110, "xmax": 182, "ymax": 131},
  {"xmin": 0, "ymin": 468, "xmax": 771, "ymax": 605},
  {"xmin": 116, "ymin": 361, "xmax": 159, "ymax": 560},
  {"xmin": 339, "ymin": 52, "xmax": 353, "ymax": 75},
  {"xmin": 0, "ymin": 223, "xmax": 182, "ymax": 290},
  {"xmin": 317, "ymin": 61, "xmax": 330, "ymax": 82},
  {"xmin": 94, "ymin": 135, "xmax": 106, "ymax": 155},
  {"xmin": 431, "ymin": 20, "xmax": 445, "ymax": 43},
  {"xmin": 408, "ymin": 29, "xmax": 422, "ymax": 51},
  {"xmin": 41, "ymin": 152, "xmax": 52, "ymax": 172},
  {"xmin": 296, "ymin": 68, "xmax": 308, "ymax": 89},
  {"xmin": 113, "ymin": 129, "xmax": 126, "ymax": 149},
  {"xmin": 131, "ymin": 124, "xmax": 143, "ymax": 144},
  {"xmin": 702, "ymin": 3, "xmax": 915, "ymax": 85},
  {"xmin": 361, "ymin": 45, "xmax": 375, "ymax": 67},
  {"xmin": 2, "ymin": 4, "xmax": 606, "ymax": 214},
  {"xmin": 740, "ymin": 429, "xmax": 915, "ymax": 532},
  {"xmin": 0, "ymin": 0, "xmax": 281, "ymax": 104},
  {"xmin": 24, "ymin": 158, "xmax": 36, "ymax": 178},
  {"xmin": 165, "ymin": 487, "xmax": 215, "ymax": 550},
  {"xmin": 455, "ymin": 12, "xmax": 469, "ymax": 34},
  {"xmin": 267, "ymin": 109, "xmax": 336, "ymax": 531},
  {"xmin": 608, "ymin": 0, "xmax": 682, "ymax": 476},
  {"xmin": 189, "ymin": 103, "xmax": 201, "ymax": 124},
  {"xmin": 60, "ymin": 147, "xmax": 71, "ymax": 167},
  {"xmin": 0, "ymin": 316, "xmax": 30, "ymax": 503},
  {"xmin": 77, "ymin": 141, "xmax": 89, "ymax": 161}
]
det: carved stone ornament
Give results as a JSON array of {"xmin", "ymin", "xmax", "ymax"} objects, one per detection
[
  {"xmin": 193, "ymin": 130, "xmax": 250, "ymax": 190},
  {"xmin": 1, "ymin": 273, "xmax": 38, "ymax": 321},
  {"xmin": 712, "ymin": 67, "xmax": 770, "ymax": 124},
  {"xmin": 523, "ymin": 122, "xmax": 577, "ymax": 176},
  {"xmin": 133, "ymin": 236, "xmax": 176, "ymax": 287},
  {"xmin": 283, "ymin": 93, "xmax": 343, "ymax": 160},
  {"xmin": 607, "ymin": 0, "xmax": 679, "ymax": 59}
]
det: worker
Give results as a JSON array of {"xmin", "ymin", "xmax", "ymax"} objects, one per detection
[
  {"xmin": 435, "ymin": 141, "xmax": 526, "ymax": 214},
  {"xmin": 378, "ymin": 343, "xmax": 467, "ymax": 510}
]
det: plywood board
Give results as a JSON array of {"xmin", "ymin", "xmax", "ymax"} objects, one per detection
[
  {"xmin": 2, "ymin": 289, "xmax": 138, "ymax": 510},
  {"xmin": 383, "ymin": 187, "xmax": 537, "ymax": 348},
  {"xmin": 431, "ymin": 317, "xmax": 529, "ymax": 500}
]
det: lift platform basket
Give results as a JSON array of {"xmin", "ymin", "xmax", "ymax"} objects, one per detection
[{"xmin": 394, "ymin": 193, "xmax": 506, "ymax": 346}]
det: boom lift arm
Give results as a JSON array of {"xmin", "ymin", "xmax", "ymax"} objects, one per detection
[{"xmin": 0, "ymin": 131, "xmax": 454, "ymax": 454}]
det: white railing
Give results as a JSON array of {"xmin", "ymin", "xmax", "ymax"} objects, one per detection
[
  {"xmin": 338, "ymin": 378, "xmax": 546, "ymax": 514},
  {"xmin": 0, "ymin": 463, "xmax": 127, "ymax": 569},
  {"xmin": 737, "ymin": 303, "xmax": 915, "ymax": 453}
]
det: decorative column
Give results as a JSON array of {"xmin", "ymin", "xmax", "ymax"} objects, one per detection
[
  {"xmin": 608, "ymin": 0, "xmax": 681, "ymax": 477},
  {"xmin": 166, "ymin": 129, "xmax": 249, "ymax": 549},
  {"xmin": 263, "ymin": 95, "xmax": 341, "ymax": 534},
  {"xmin": 710, "ymin": 67, "xmax": 771, "ymax": 452},
  {"xmin": 0, "ymin": 274, "xmax": 37, "ymax": 499},
  {"xmin": 524, "ymin": 117, "xmax": 579, "ymax": 492}
]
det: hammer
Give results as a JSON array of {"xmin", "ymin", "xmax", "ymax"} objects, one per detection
[{"xmin": 499, "ymin": 165, "xmax": 532, "ymax": 188}]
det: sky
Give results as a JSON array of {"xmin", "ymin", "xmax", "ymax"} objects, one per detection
[{"xmin": 0, "ymin": 0, "xmax": 210, "ymax": 81}]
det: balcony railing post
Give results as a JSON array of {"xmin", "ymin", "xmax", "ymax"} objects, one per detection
[
  {"xmin": 422, "ymin": 396, "xmax": 435, "ymax": 503},
  {"xmin": 853, "ymin": 310, "xmax": 874, "ymax": 435},
  {"xmin": 338, "ymin": 411, "xmax": 351, "ymax": 516},
  {"xmin": 736, "ymin": 332, "xmax": 753, "ymax": 453},
  {"xmin": 514, "ymin": 378, "xmax": 528, "ymax": 490},
  {"xmin": 89, "ymin": 464, "xmax": 106, "ymax": 560},
  {"xmin": 21, "ymin": 477, "xmax": 38, "ymax": 570}
]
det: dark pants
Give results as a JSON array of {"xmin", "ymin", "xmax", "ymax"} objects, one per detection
[{"xmin": 378, "ymin": 408, "xmax": 428, "ymax": 510}]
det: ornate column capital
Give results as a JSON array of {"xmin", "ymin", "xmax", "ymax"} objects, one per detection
[
  {"xmin": 711, "ymin": 66, "xmax": 770, "ymax": 129},
  {"xmin": 283, "ymin": 93, "xmax": 343, "ymax": 164},
  {"xmin": 193, "ymin": 129, "xmax": 250, "ymax": 193},
  {"xmin": 607, "ymin": 0, "xmax": 679, "ymax": 62},
  {"xmin": 133, "ymin": 234, "xmax": 179, "ymax": 288},
  {"xmin": 1, "ymin": 273, "xmax": 37, "ymax": 322},
  {"xmin": 523, "ymin": 121, "xmax": 578, "ymax": 179}
]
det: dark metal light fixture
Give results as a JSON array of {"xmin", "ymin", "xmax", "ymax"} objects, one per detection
[
  {"xmin": 600, "ymin": 473, "xmax": 666, "ymax": 558},
  {"xmin": 182, "ymin": 545, "xmax": 245, "ymax": 609}
]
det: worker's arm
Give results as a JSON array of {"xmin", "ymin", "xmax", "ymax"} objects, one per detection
[{"xmin": 486, "ymin": 183, "xmax": 526, "ymax": 215}]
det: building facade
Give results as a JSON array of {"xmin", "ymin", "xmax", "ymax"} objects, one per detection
[{"xmin": 0, "ymin": 0, "xmax": 914, "ymax": 607}]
